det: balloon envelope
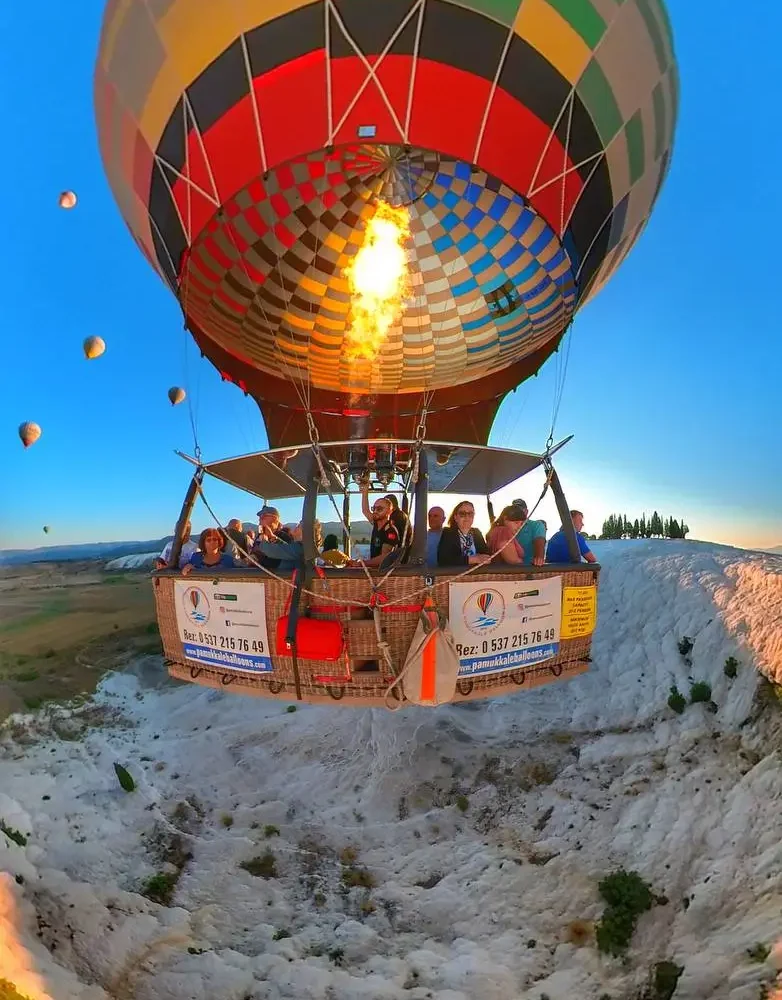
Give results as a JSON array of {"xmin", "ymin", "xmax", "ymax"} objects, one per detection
[
  {"xmin": 83, "ymin": 336, "xmax": 106, "ymax": 360},
  {"xmin": 59, "ymin": 191, "xmax": 77, "ymax": 210},
  {"xmin": 96, "ymin": 0, "xmax": 678, "ymax": 442},
  {"xmin": 43, "ymin": 526, "xmax": 51, "ymax": 534},
  {"xmin": 18, "ymin": 422, "xmax": 41, "ymax": 449},
  {"xmin": 168, "ymin": 387, "xmax": 186, "ymax": 406}
]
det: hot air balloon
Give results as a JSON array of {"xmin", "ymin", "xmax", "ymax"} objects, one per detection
[
  {"xmin": 59, "ymin": 191, "xmax": 77, "ymax": 210},
  {"xmin": 83, "ymin": 336, "xmax": 106, "ymax": 360},
  {"xmin": 18, "ymin": 422, "xmax": 41, "ymax": 449},
  {"xmin": 43, "ymin": 526, "xmax": 51, "ymax": 534},
  {"xmin": 168, "ymin": 387, "xmax": 186, "ymax": 406},
  {"xmin": 96, "ymin": 0, "xmax": 678, "ymax": 708}
]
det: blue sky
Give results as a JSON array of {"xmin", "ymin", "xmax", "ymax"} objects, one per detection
[{"xmin": 1, "ymin": 2, "xmax": 779, "ymax": 552}]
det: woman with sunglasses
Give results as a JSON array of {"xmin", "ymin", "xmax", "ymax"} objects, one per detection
[
  {"xmin": 437, "ymin": 503, "xmax": 493, "ymax": 568},
  {"xmin": 181, "ymin": 528, "xmax": 236, "ymax": 575}
]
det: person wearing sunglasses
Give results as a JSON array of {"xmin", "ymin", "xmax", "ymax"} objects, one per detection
[
  {"xmin": 437, "ymin": 502, "xmax": 492, "ymax": 567},
  {"xmin": 349, "ymin": 495, "xmax": 401, "ymax": 569},
  {"xmin": 181, "ymin": 528, "xmax": 235, "ymax": 575}
]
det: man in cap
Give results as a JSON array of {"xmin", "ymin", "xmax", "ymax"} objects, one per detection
[
  {"xmin": 252, "ymin": 506, "xmax": 294, "ymax": 569},
  {"xmin": 510, "ymin": 498, "xmax": 546, "ymax": 567}
]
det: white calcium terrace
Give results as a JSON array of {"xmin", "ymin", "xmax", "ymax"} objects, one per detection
[{"xmin": 1, "ymin": 540, "xmax": 781, "ymax": 1000}]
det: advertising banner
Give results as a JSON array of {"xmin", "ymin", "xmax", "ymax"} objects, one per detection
[
  {"xmin": 561, "ymin": 586, "xmax": 598, "ymax": 638},
  {"xmin": 173, "ymin": 580, "xmax": 272, "ymax": 674},
  {"xmin": 449, "ymin": 577, "xmax": 563, "ymax": 677}
]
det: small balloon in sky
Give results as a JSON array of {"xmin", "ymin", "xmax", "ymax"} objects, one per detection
[
  {"xmin": 83, "ymin": 336, "xmax": 106, "ymax": 360},
  {"xmin": 43, "ymin": 525, "xmax": 51, "ymax": 534},
  {"xmin": 168, "ymin": 387, "xmax": 186, "ymax": 406},
  {"xmin": 18, "ymin": 422, "xmax": 42, "ymax": 448},
  {"xmin": 59, "ymin": 191, "xmax": 77, "ymax": 210}
]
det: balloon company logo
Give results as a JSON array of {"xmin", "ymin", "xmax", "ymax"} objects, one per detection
[
  {"xmin": 183, "ymin": 587, "xmax": 210, "ymax": 625},
  {"xmin": 462, "ymin": 589, "xmax": 505, "ymax": 635}
]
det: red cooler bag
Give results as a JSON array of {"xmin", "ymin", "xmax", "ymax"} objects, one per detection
[{"xmin": 275, "ymin": 575, "xmax": 344, "ymax": 661}]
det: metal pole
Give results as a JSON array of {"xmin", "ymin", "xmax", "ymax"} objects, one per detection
[
  {"xmin": 548, "ymin": 464, "xmax": 581, "ymax": 563},
  {"xmin": 409, "ymin": 448, "xmax": 429, "ymax": 565},
  {"xmin": 342, "ymin": 481, "xmax": 351, "ymax": 558},
  {"xmin": 301, "ymin": 449, "xmax": 319, "ymax": 569},
  {"xmin": 168, "ymin": 468, "xmax": 204, "ymax": 569}
]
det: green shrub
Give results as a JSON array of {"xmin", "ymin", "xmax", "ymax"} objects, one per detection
[
  {"xmin": 141, "ymin": 872, "xmax": 179, "ymax": 906},
  {"xmin": 595, "ymin": 870, "xmax": 654, "ymax": 956},
  {"xmin": 651, "ymin": 961, "xmax": 684, "ymax": 999},
  {"xmin": 114, "ymin": 763, "xmax": 136, "ymax": 792},
  {"xmin": 241, "ymin": 850, "xmax": 278, "ymax": 878},
  {"xmin": 264, "ymin": 824, "xmax": 280, "ymax": 838},
  {"xmin": 690, "ymin": 681, "xmax": 712, "ymax": 704},
  {"xmin": 724, "ymin": 657, "xmax": 739, "ymax": 679},
  {"xmin": 667, "ymin": 686, "xmax": 686, "ymax": 714},
  {"xmin": 0, "ymin": 821, "xmax": 27, "ymax": 847},
  {"xmin": 677, "ymin": 637, "xmax": 693, "ymax": 656}
]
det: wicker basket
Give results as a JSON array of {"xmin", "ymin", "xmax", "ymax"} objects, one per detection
[{"xmin": 155, "ymin": 565, "xmax": 599, "ymax": 708}]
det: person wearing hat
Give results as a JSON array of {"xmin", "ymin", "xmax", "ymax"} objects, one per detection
[
  {"xmin": 252, "ymin": 505, "xmax": 294, "ymax": 569},
  {"xmin": 510, "ymin": 498, "xmax": 546, "ymax": 567},
  {"xmin": 253, "ymin": 520, "xmax": 322, "ymax": 572}
]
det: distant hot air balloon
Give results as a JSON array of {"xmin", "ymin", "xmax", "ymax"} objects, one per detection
[
  {"xmin": 43, "ymin": 525, "xmax": 51, "ymax": 534},
  {"xmin": 18, "ymin": 422, "xmax": 41, "ymax": 449},
  {"xmin": 83, "ymin": 336, "xmax": 106, "ymax": 360},
  {"xmin": 168, "ymin": 387, "xmax": 186, "ymax": 406},
  {"xmin": 59, "ymin": 191, "xmax": 77, "ymax": 210}
]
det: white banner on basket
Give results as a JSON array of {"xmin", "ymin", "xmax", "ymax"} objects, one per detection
[
  {"xmin": 174, "ymin": 580, "xmax": 272, "ymax": 674},
  {"xmin": 448, "ymin": 576, "xmax": 562, "ymax": 678}
]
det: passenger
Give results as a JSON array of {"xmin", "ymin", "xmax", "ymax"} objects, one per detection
[
  {"xmin": 486, "ymin": 505, "xmax": 526, "ymax": 564},
  {"xmin": 546, "ymin": 510, "xmax": 597, "ymax": 564},
  {"xmin": 225, "ymin": 517, "xmax": 249, "ymax": 560},
  {"xmin": 426, "ymin": 506, "xmax": 445, "ymax": 566},
  {"xmin": 437, "ymin": 502, "xmax": 492, "ymax": 567},
  {"xmin": 181, "ymin": 528, "xmax": 235, "ymax": 575},
  {"xmin": 383, "ymin": 494, "xmax": 411, "ymax": 548},
  {"xmin": 252, "ymin": 506, "xmax": 294, "ymax": 569},
  {"xmin": 253, "ymin": 520, "xmax": 323, "ymax": 573},
  {"xmin": 351, "ymin": 495, "xmax": 401, "ymax": 569},
  {"xmin": 156, "ymin": 520, "xmax": 198, "ymax": 570},
  {"xmin": 510, "ymin": 498, "xmax": 546, "ymax": 567},
  {"xmin": 320, "ymin": 533, "xmax": 350, "ymax": 568},
  {"xmin": 360, "ymin": 486, "xmax": 411, "ymax": 553}
]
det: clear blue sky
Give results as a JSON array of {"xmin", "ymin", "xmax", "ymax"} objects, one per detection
[{"xmin": 1, "ymin": 3, "xmax": 779, "ymax": 552}]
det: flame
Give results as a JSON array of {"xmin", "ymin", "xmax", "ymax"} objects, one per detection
[{"xmin": 343, "ymin": 200, "xmax": 411, "ymax": 364}]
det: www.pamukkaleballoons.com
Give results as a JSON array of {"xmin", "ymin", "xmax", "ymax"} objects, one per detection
[{"xmin": 95, "ymin": 0, "xmax": 678, "ymax": 708}]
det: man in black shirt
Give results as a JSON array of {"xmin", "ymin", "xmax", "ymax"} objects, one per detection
[{"xmin": 352, "ymin": 493, "xmax": 401, "ymax": 568}]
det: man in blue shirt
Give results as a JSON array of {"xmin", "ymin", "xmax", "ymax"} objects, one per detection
[
  {"xmin": 546, "ymin": 510, "xmax": 597, "ymax": 564},
  {"xmin": 426, "ymin": 506, "xmax": 445, "ymax": 566},
  {"xmin": 511, "ymin": 498, "xmax": 546, "ymax": 566}
]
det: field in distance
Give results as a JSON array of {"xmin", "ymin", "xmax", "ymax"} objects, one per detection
[{"xmin": 0, "ymin": 562, "xmax": 157, "ymax": 720}]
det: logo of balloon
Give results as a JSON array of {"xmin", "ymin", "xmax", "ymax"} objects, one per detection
[
  {"xmin": 463, "ymin": 589, "xmax": 505, "ymax": 635},
  {"xmin": 183, "ymin": 587, "xmax": 210, "ymax": 624}
]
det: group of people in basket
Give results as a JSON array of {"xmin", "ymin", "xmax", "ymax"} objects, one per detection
[{"xmin": 157, "ymin": 482, "xmax": 595, "ymax": 575}]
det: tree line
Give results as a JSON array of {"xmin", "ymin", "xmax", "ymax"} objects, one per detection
[{"xmin": 599, "ymin": 512, "xmax": 690, "ymax": 540}]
